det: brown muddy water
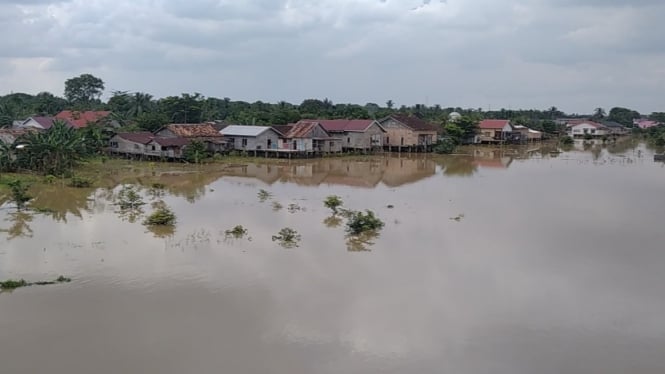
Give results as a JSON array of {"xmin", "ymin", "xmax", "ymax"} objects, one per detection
[{"xmin": 1, "ymin": 139, "xmax": 664, "ymax": 374}]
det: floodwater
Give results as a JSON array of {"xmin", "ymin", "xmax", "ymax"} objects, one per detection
[{"xmin": 1, "ymin": 139, "xmax": 665, "ymax": 374}]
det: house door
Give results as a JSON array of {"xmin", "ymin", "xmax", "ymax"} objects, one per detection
[
  {"xmin": 267, "ymin": 139, "xmax": 272, "ymax": 149},
  {"xmin": 292, "ymin": 140, "xmax": 297, "ymax": 150}
]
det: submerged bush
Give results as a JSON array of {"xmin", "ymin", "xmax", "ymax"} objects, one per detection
[
  {"xmin": 1, "ymin": 276, "xmax": 71, "ymax": 290},
  {"xmin": 7, "ymin": 179, "xmax": 31, "ymax": 210},
  {"xmin": 257, "ymin": 189, "xmax": 272, "ymax": 202},
  {"xmin": 225, "ymin": 225, "xmax": 248, "ymax": 239},
  {"xmin": 144, "ymin": 202, "xmax": 176, "ymax": 226},
  {"xmin": 272, "ymin": 227, "xmax": 301, "ymax": 248},
  {"xmin": 345, "ymin": 210, "xmax": 385, "ymax": 235},
  {"xmin": 433, "ymin": 138, "xmax": 456, "ymax": 154},
  {"xmin": 560, "ymin": 136, "xmax": 574, "ymax": 145},
  {"xmin": 116, "ymin": 185, "xmax": 145, "ymax": 210},
  {"xmin": 324, "ymin": 195, "xmax": 343, "ymax": 213}
]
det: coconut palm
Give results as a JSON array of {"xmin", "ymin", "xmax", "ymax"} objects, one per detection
[{"xmin": 127, "ymin": 92, "xmax": 154, "ymax": 118}]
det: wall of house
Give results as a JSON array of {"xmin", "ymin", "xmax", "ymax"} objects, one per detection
[
  {"xmin": 569, "ymin": 124, "xmax": 608, "ymax": 137},
  {"xmin": 229, "ymin": 130, "xmax": 281, "ymax": 151},
  {"xmin": 381, "ymin": 119, "xmax": 415, "ymax": 146},
  {"xmin": 341, "ymin": 123, "xmax": 384, "ymax": 149},
  {"xmin": 110, "ymin": 136, "xmax": 145, "ymax": 155}
]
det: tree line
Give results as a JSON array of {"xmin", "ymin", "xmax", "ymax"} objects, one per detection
[{"xmin": 2, "ymin": 73, "xmax": 662, "ymax": 132}]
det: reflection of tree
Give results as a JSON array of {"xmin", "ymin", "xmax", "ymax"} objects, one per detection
[
  {"xmin": 0, "ymin": 211, "xmax": 34, "ymax": 240},
  {"xmin": 146, "ymin": 224, "xmax": 175, "ymax": 238},
  {"xmin": 435, "ymin": 156, "xmax": 478, "ymax": 176},
  {"xmin": 323, "ymin": 215, "xmax": 343, "ymax": 228},
  {"xmin": 346, "ymin": 231, "xmax": 379, "ymax": 252},
  {"xmin": 30, "ymin": 184, "xmax": 94, "ymax": 222}
]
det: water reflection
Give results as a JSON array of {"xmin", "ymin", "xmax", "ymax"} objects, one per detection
[{"xmin": 0, "ymin": 211, "xmax": 33, "ymax": 239}]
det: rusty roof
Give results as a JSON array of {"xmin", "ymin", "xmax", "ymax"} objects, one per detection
[
  {"xmin": 55, "ymin": 111, "xmax": 111, "ymax": 128},
  {"xmin": 166, "ymin": 123, "xmax": 222, "ymax": 138},
  {"xmin": 272, "ymin": 122, "xmax": 331, "ymax": 138},
  {"xmin": 152, "ymin": 137, "xmax": 190, "ymax": 147},
  {"xmin": 385, "ymin": 114, "xmax": 439, "ymax": 132}
]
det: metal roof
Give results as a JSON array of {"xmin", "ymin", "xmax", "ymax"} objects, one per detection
[{"xmin": 220, "ymin": 125, "xmax": 274, "ymax": 137}]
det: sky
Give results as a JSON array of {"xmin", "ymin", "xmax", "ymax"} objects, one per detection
[{"xmin": 0, "ymin": 0, "xmax": 663, "ymax": 114}]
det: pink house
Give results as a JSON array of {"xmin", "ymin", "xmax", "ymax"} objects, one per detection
[{"xmin": 634, "ymin": 119, "xmax": 660, "ymax": 129}]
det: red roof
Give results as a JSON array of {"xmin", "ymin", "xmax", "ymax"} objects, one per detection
[
  {"xmin": 385, "ymin": 114, "xmax": 439, "ymax": 132},
  {"xmin": 479, "ymin": 119, "xmax": 511, "ymax": 129},
  {"xmin": 55, "ymin": 111, "xmax": 112, "ymax": 128},
  {"xmin": 304, "ymin": 119, "xmax": 382, "ymax": 132}
]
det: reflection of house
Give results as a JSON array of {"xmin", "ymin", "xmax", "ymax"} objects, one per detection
[
  {"xmin": 220, "ymin": 125, "xmax": 282, "ymax": 152},
  {"xmin": 472, "ymin": 149, "xmax": 514, "ymax": 169},
  {"xmin": 378, "ymin": 114, "xmax": 439, "ymax": 151},
  {"xmin": 478, "ymin": 120, "xmax": 513, "ymax": 143},
  {"xmin": 155, "ymin": 123, "xmax": 227, "ymax": 152},
  {"xmin": 272, "ymin": 122, "xmax": 342, "ymax": 153},
  {"xmin": 566, "ymin": 120, "xmax": 609, "ymax": 138},
  {"xmin": 55, "ymin": 110, "xmax": 114, "ymax": 128},
  {"xmin": 313, "ymin": 119, "xmax": 386, "ymax": 151},
  {"xmin": 381, "ymin": 155, "xmax": 436, "ymax": 187}
]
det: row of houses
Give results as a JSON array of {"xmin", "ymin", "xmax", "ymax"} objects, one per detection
[
  {"xmin": 563, "ymin": 119, "xmax": 630, "ymax": 138},
  {"xmin": 109, "ymin": 115, "xmax": 441, "ymax": 159}
]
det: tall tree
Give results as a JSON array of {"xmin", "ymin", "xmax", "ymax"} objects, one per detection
[
  {"xmin": 608, "ymin": 107, "xmax": 640, "ymax": 127},
  {"xmin": 64, "ymin": 74, "xmax": 105, "ymax": 105},
  {"xmin": 592, "ymin": 107, "xmax": 606, "ymax": 120}
]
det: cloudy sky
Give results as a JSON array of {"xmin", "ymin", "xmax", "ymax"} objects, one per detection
[{"xmin": 0, "ymin": 0, "xmax": 663, "ymax": 113}]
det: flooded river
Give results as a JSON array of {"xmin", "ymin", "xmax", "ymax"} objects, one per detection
[{"xmin": 1, "ymin": 139, "xmax": 664, "ymax": 373}]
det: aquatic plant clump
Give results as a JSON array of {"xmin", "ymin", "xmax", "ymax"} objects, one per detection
[
  {"xmin": 1, "ymin": 276, "xmax": 71, "ymax": 290},
  {"xmin": 225, "ymin": 225, "xmax": 249, "ymax": 239},
  {"xmin": 272, "ymin": 227, "xmax": 301, "ymax": 248},
  {"xmin": 257, "ymin": 189, "xmax": 272, "ymax": 202},
  {"xmin": 144, "ymin": 203, "xmax": 177, "ymax": 226},
  {"xmin": 69, "ymin": 175, "xmax": 93, "ymax": 188},
  {"xmin": 324, "ymin": 195, "xmax": 343, "ymax": 213},
  {"xmin": 345, "ymin": 210, "xmax": 385, "ymax": 235},
  {"xmin": 7, "ymin": 179, "xmax": 31, "ymax": 210},
  {"xmin": 116, "ymin": 185, "xmax": 145, "ymax": 210}
]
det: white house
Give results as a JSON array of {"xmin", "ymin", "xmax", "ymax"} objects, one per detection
[{"xmin": 567, "ymin": 121, "xmax": 609, "ymax": 138}]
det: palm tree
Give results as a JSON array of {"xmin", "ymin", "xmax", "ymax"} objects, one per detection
[
  {"xmin": 127, "ymin": 92, "xmax": 153, "ymax": 118},
  {"xmin": 593, "ymin": 107, "xmax": 606, "ymax": 120}
]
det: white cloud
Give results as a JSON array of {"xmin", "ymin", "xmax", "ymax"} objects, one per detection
[{"xmin": 0, "ymin": 0, "xmax": 664, "ymax": 113}]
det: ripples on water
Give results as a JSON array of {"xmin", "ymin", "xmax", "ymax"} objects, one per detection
[{"xmin": 1, "ymin": 140, "xmax": 664, "ymax": 374}]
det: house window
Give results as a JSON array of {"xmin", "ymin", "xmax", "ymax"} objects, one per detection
[
  {"xmin": 161, "ymin": 146, "xmax": 166, "ymax": 151},
  {"xmin": 329, "ymin": 141, "xmax": 334, "ymax": 148},
  {"xmin": 151, "ymin": 145, "xmax": 156, "ymax": 151},
  {"xmin": 242, "ymin": 138, "xmax": 248, "ymax": 147},
  {"xmin": 111, "ymin": 141, "xmax": 118, "ymax": 148},
  {"xmin": 134, "ymin": 144, "xmax": 139, "ymax": 149},
  {"xmin": 386, "ymin": 136, "xmax": 390, "ymax": 144}
]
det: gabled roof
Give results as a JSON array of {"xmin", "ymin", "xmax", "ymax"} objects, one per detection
[
  {"xmin": 115, "ymin": 132, "xmax": 154, "ymax": 144},
  {"xmin": 601, "ymin": 121, "xmax": 626, "ymax": 128},
  {"xmin": 55, "ymin": 111, "xmax": 111, "ymax": 128},
  {"xmin": 220, "ymin": 125, "xmax": 277, "ymax": 137},
  {"xmin": 479, "ymin": 119, "xmax": 511, "ymax": 129},
  {"xmin": 164, "ymin": 123, "xmax": 222, "ymax": 138},
  {"xmin": 23, "ymin": 116, "xmax": 73, "ymax": 130},
  {"xmin": 151, "ymin": 137, "xmax": 190, "ymax": 147},
  {"xmin": 272, "ymin": 122, "xmax": 333, "ymax": 139},
  {"xmin": 305, "ymin": 119, "xmax": 384, "ymax": 133},
  {"xmin": 567, "ymin": 120, "xmax": 606, "ymax": 129},
  {"xmin": 383, "ymin": 114, "xmax": 439, "ymax": 132}
]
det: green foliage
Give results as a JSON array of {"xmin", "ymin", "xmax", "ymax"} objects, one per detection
[
  {"xmin": 144, "ymin": 202, "xmax": 176, "ymax": 226},
  {"xmin": 43, "ymin": 175, "xmax": 57, "ymax": 184},
  {"xmin": 135, "ymin": 112, "xmax": 169, "ymax": 132},
  {"xmin": 183, "ymin": 140, "xmax": 209, "ymax": 163},
  {"xmin": 608, "ymin": 107, "xmax": 640, "ymax": 127},
  {"xmin": 116, "ymin": 185, "xmax": 145, "ymax": 210},
  {"xmin": 69, "ymin": 175, "xmax": 93, "ymax": 188},
  {"xmin": 324, "ymin": 195, "xmax": 343, "ymax": 213},
  {"xmin": 7, "ymin": 179, "xmax": 31, "ymax": 210},
  {"xmin": 433, "ymin": 138, "xmax": 456, "ymax": 154},
  {"xmin": 1, "ymin": 276, "xmax": 71, "ymax": 290},
  {"xmin": 345, "ymin": 210, "xmax": 385, "ymax": 235},
  {"xmin": 64, "ymin": 73, "xmax": 105, "ymax": 105},
  {"xmin": 560, "ymin": 136, "xmax": 574, "ymax": 145},
  {"xmin": 257, "ymin": 189, "xmax": 272, "ymax": 202},
  {"xmin": 225, "ymin": 225, "xmax": 248, "ymax": 239},
  {"xmin": 272, "ymin": 227, "xmax": 301, "ymax": 248}
]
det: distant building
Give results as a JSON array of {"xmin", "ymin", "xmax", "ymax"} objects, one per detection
[
  {"xmin": 55, "ymin": 111, "xmax": 114, "ymax": 128},
  {"xmin": 478, "ymin": 119, "xmax": 513, "ymax": 143},
  {"xmin": 16, "ymin": 116, "xmax": 73, "ymax": 130},
  {"xmin": 378, "ymin": 114, "xmax": 439, "ymax": 151}
]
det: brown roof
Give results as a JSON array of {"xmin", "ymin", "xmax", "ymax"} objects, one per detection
[
  {"xmin": 26, "ymin": 116, "xmax": 74, "ymax": 129},
  {"xmin": 152, "ymin": 137, "xmax": 190, "ymax": 147},
  {"xmin": 272, "ymin": 122, "xmax": 332, "ymax": 139},
  {"xmin": 116, "ymin": 132, "xmax": 154, "ymax": 144},
  {"xmin": 272, "ymin": 125, "xmax": 293, "ymax": 136},
  {"xmin": 479, "ymin": 119, "xmax": 511, "ymax": 129},
  {"xmin": 55, "ymin": 111, "xmax": 111, "ymax": 128},
  {"xmin": 165, "ymin": 123, "xmax": 222, "ymax": 138},
  {"xmin": 386, "ymin": 114, "xmax": 439, "ymax": 132},
  {"xmin": 305, "ymin": 119, "xmax": 383, "ymax": 132}
]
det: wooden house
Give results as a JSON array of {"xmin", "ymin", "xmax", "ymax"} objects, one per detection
[
  {"xmin": 272, "ymin": 122, "xmax": 342, "ymax": 154},
  {"xmin": 155, "ymin": 123, "xmax": 228, "ymax": 153},
  {"xmin": 377, "ymin": 114, "xmax": 439, "ymax": 151},
  {"xmin": 219, "ymin": 125, "xmax": 282, "ymax": 153},
  {"xmin": 477, "ymin": 120, "xmax": 514, "ymax": 143},
  {"xmin": 109, "ymin": 132, "xmax": 190, "ymax": 159},
  {"xmin": 313, "ymin": 119, "xmax": 385, "ymax": 152}
]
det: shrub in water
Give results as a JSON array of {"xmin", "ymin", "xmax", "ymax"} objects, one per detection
[
  {"xmin": 346, "ymin": 210, "xmax": 385, "ymax": 235},
  {"xmin": 324, "ymin": 195, "xmax": 343, "ymax": 213},
  {"xmin": 144, "ymin": 202, "xmax": 176, "ymax": 226}
]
